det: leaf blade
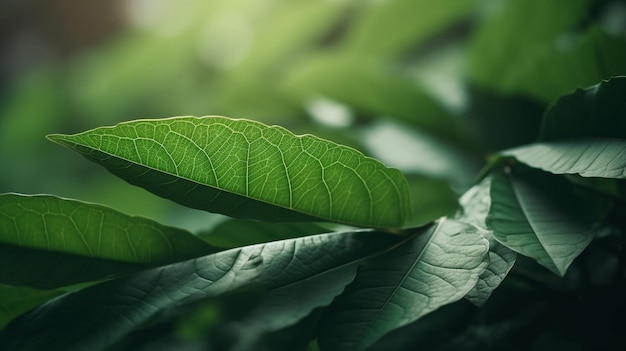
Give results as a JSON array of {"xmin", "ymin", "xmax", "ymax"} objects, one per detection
[
  {"xmin": 48, "ymin": 116, "xmax": 410, "ymax": 228},
  {"xmin": 0, "ymin": 230, "xmax": 401, "ymax": 351},
  {"xmin": 0, "ymin": 193, "xmax": 215, "ymax": 288},
  {"xmin": 486, "ymin": 169, "xmax": 596, "ymax": 276},
  {"xmin": 318, "ymin": 218, "xmax": 489, "ymax": 351},
  {"xmin": 502, "ymin": 138, "xmax": 626, "ymax": 179}
]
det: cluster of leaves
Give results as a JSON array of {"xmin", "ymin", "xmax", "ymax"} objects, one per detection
[
  {"xmin": 1, "ymin": 0, "xmax": 626, "ymax": 350},
  {"xmin": 1, "ymin": 77, "xmax": 625, "ymax": 350}
]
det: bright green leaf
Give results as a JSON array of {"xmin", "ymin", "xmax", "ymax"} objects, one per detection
[
  {"xmin": 486, "ymin": 168, "xmax": 597, "ymax": 276},
  {"xmin": 317, "ymin": 218, "xmax": 489, "ymax": 351},
  {"xmin": 457, "ymin": 178, "xmax": 517, "ymax": 306},
  {"xmin": 0, "ymin": 193, "xmax": 215, "ymax": 289},
  {"xmin": 48, "ymin": 116, "xmax": 410, "ymax": 228},
  {"xmin": 502, "ymin": 138, "xmax": 626, "ymax": 179},
  {"xmin": 0, "ymin": 230, "xmax": 402, "ymax": 351},
  {"xmin": 0, "ymin": 285, "xmax": 63, "ymax": 329},
  {"xmin": 538, "ymin": 76, "xmax": 626, "ymax": 141}
]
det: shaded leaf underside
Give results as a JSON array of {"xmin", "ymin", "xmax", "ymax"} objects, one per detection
[
  {"xmin": 502, "ymin": 138, "xmax": 626, "ymax": 179},
  {"xmin": 0, "ymin": 230, "xmax": 402, "ymax": 351},
  {"xmin": 318, "ymin": 218, "xmax": 489, "ymax": 351},
  {"xmin": 487, "ymin": 169, "xmax": 596, "ymax": 276}
]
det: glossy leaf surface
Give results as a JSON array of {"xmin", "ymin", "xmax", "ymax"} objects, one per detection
[
  {"xmin": 0, "ymin": 230, "xmax": 402, "ymax": 351},
  {"xmin": 0, "ymin": 193, "xmax": 215, "ymax": 288},
  {"xmin": 318, "ymin": 218, "xmax": 489, "ymax": 351},
  {"xmin": 48, "ymin": 116, "xmax": 410, "ymax": 228},
  {"xmin": 487, "ymin": 169, "xmax": 597, "ymax": 276}
]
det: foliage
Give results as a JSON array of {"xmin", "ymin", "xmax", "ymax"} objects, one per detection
[{"xmin": 1, "ymin": 0, "xmax": 625, "ymax": 350}]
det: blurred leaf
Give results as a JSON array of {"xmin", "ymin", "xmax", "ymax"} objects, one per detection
[
  {"xmin": 283, "ymin": 54, "xmax": 459, "ymax": 139},
  {"xmin": 538, "ymin": 76, "xmax": 626, "ymax": 141},
  {"xmin": 48, "ymin": 116, "xmax": 410, "ymax": 228},
  {"xmin": 509, "ymin": 28, "xmax": 626, "ymax": 103},
  {"xmin": 405, "ymin": 175, "xmax": 459, "ymax": 227},
  {"xmin": 318, "ymin": 218, "xmax": 489, "ymax": 351},
  {"xmin": 469, "ymin": 0, "xmax": 589, "ymax": 93},
  {"xmin": 0, "ymin": 230, "xmax": 402, "ymax": 351},
  {"xmin": 0, "ymin": 193, "xmax": 215, "ymax": 289},
  {"xmin": 502, "ymin": 138, "xmax": 626, "ymax": 179},
  {"xmin": 486, "ymin": 168, "xmax": 597, "ymax": 276},
  {"xmin": 0, "ymin": 285, "xmax": 63, "ymax": 329},
  {"xmin": 457, "ymin": 177, "xmax": 517, "ymax": 306},
  {"xmin": 343, "ymin": 0, "xmax": 480, "ymax": 59},
  {"xmin": 198, "ymin": 219, "xmax": 327, "ymax": 249}
]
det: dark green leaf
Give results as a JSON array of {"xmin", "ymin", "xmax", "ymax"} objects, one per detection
[
  {"xmin": 538, "ymin": 76, "xmax": 626, "ymax": 141},
  {"xmin": 0, "ymin": 230, "xmax": 402, "ymax": 351},
  {"xmin": 0, "ymin": 285, "xmax": 63, "ymax": 329},
  {"xmin": 508, "ymin": 28, "xmax": 626, "ymax": 103},
  {"xmin": 486, "ymin": 168, "xmax": 597, "ymax": 276},
  {"xmin": 318, "ymin": 218, "xmax": 489, "ymax": 351},
  {"xmin": 197, "ymin": 219, "xmax": 327, "ymax": 249},
  {"xmin": 502, "ymin": 138, "xmax": 626, "ymax": 179},
  {"xmin": 48, "ymin": 116, "xmax": 410, "ymax": 228},
  {"xmin": 0, "ymin": 193, "xmax": 215, "ymax": 289},
  {"xmin": 469, "ymin": 0, "xmax": 588, "ymax": 93}
]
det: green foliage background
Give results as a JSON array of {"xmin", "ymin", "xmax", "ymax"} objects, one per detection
[{"xmin": 1, "ymin": 0, "xmax": 625, "ymax": 350}]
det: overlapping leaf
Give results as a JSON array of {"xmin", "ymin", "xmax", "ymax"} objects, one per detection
[
  {"xmin": 538, "ymin": 76, "xmax": 626, "ymax": 141},
  {"xmin": 317, "ymin": 218, "xmax": 489, "ymax": 351},
  {"xmin": 0, "ymin": 285, "xmax": 63, "ymax": 329},
  {"xmin": 502, "ymin": 138, "xmax": 626, "ymax": 179},
  {"xmin": 457, "ymin": 178, "xmax": 517, "ymax": 306},
  {"xmin": 0, "ymin": 230, "xmax": 401, "ymax": 351},
  {"xmin": 0, "ymin": 193, "xmax": 215, "ymax": 288},
  {"xmin": 48, "ymin": 116, "xmax": 410, "ymax": 228},
  {"xmin": 486, "ymin": 168, "xmax": 597, "ymax": 276}
]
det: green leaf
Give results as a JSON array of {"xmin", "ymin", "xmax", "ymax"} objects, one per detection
[
  {"xmin": 457, "ymin": 178, "xmax": 517, "ymax": 306},
  {"xmin": 342, "ymin": 0, "xmax": 480, "ymax": 59},
  {"xmin": 501, "ymin": 138, "xmax": 626, "ymax": 179},
  {"xmin": 0, "ymin": 230, "xmax": 402, "ymax": 351},
  {"xmin": 538, "ymin": 76, "xmax": 626, "ymax": 141},
  {"xmin": 197, "ymin": 219, "xmax": 327, "ymax": 249},
  {"xmin": 469, "ymin": 0, "xmax": 589, "ymax": 93},
  {"xmin": 0, "ymin": 193, "xmax": 215, "ymax": 289},
  {"xmin": 507, "ymin": 28, "xmax": 626, "ymax": 103},
  {"xmin": 0, "ymin": 285, "xmax": 63, "ymax": 329},
  {"xmin": 486, "ymin": 168, "xmax": 597, "ymax": 276},
  {"xmin": 317, "ymin": 218, "xmax": 489, "ymax": 351},
  {"xmin": 48, "ymin": 116, "xmax": 410, "ymax": 228}
]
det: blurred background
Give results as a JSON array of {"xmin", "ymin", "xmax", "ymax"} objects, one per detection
[{"xmin": 1, "ymin": 0, "xmax": 625, "ymax": 232}]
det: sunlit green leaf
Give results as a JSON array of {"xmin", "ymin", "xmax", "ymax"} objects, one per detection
[
  {"xmin": 0, "ymin": 285, "xmax": 63, "ymax": 329},
  {"xmin": 457, "ymin": 178, "xmax": 517, "ymax": 306},
  {"xmin": 48, "ymin": 116, "xmax": 410, "ymax": 228},
  {"xmin": 538, "ymin": 76, "xmax": 626, "ymax": 141},
  {"xmin": 0, "ymin": 230, "xmax": 402, "ymax": 351},
  {"xmin": 486, "ymin": 168, "xmax": 597, "ymax": 276},
  {"xmin": 502, "ymin": 138, "xmax": 626, "ymax": 179},
  {"xmin": 318, "ymin": 218, "xmax": 489, "ymax": 351},
  {"xmin": 0, "ymin": 193, "xmax": 215, "ymax": 289}
]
